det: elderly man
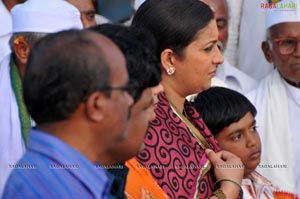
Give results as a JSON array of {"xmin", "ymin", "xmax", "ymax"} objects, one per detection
[
  {"xmin": 2, "ymin": 29, "xmax": 134, "ymax": 198},
  {"xmin": 202, "ymin": 0, "xmax": 258, "ymax": 94},
  {"xmin": 247, "ymin": 4, "xmax": 300, "ymax": 194},
  {"xmin": 0, "ymin": 0, "xmax": 82, "ymax": 195}
]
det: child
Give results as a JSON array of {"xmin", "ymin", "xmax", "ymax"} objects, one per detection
[{"xmin": 192, "ymin": 87, "xmax": 277, "ymax": 199}]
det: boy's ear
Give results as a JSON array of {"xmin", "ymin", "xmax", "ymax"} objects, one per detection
[
  {"xmin": 85, "ymin": 92, "xmax": 105, "ymax": 122},
  {"xmin": 262, "ymin": 41, "xmax": 274, "ymax": 63}
]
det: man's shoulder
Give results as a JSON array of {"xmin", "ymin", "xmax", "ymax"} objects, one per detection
[{"xmin": 2, "ymin": 152, "xmax": 91, "ymax": 198}]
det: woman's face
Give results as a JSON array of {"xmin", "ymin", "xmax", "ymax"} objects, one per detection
[{"xmin": 173, "ymin": 20, "xmax": 224, "ymax": 95}]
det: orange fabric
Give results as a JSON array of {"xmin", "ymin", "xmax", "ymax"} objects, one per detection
[{"xmin": 125, "ymin": 158, "xmax": 169, "ymax": 199}]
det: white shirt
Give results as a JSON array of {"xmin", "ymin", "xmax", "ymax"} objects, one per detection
[
  {"xmin": 238, "ymin": 0, "xmax": 273, "ymax": 81},
  {"xmin": 216, "ymin": 59, "xmax": 258, "ymax": 95},
  {"xmin": 223, "ymin": 0, "xmax": 243, "ymax": 67},
  {"xmin": 95, "ymin": 14, "xmax": 110, "ymax": 25},
  {"xmin": 0, "ymin": 1, "xmax": 12, "ymax": 61},
  {"xmin": 283, "ymin": 80, "xmax": 300, "ymax": 195},
  {"xmin": 246, "ymin": 69, "xmax": 298, "ymax": 194},
  {"xmin": 0, "ymin": 55, "xmax": 26, "ymax": 196}
]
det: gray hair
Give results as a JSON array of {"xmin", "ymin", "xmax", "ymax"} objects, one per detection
[{"xmin": 9, "ymin": 32, "xmax": 47, "ymax": 51}]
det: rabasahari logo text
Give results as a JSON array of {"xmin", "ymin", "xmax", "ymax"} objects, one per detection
[{"xmin": 261, "ymin": 0, "xmax": 298, "ymax": 9}]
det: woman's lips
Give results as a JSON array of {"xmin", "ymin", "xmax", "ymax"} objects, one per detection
[{"xmin": 209, "ymin": 70, "xmax": 216, "ymax": 78}]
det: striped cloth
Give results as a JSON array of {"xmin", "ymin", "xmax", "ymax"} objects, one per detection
[
  {"xmin": 242, "ymin": 171, "xmax": 277, "ymax": 199},
  {"xmin": 2, "ymin": 128, "xmax": 115, "ymax": 199}
]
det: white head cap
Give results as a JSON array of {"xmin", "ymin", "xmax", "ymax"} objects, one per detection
[
  {"xmin": 11, "ymin": 0, "xmax": 83, "ymax": 33},
  {"xmin": 134, "ymin": 0, "xmax": 146, "ymax": 11},
  {"xmin": 265, "ymin": 0, "xmax": 300, "ymax": 30}
]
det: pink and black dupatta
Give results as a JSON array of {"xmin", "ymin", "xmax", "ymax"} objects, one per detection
[{"xmin": 136, "ymin": 92, "xmax": 221, "ymax": 198}]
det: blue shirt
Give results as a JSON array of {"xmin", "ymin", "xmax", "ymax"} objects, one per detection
[{"xmin": 2, "ymin": 128, "xmax": 114, "ymax": 199}]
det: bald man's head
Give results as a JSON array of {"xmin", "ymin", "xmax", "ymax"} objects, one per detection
[{"xmin": 202, "ymin": 0, "xmax": 229, "ymax": 51}]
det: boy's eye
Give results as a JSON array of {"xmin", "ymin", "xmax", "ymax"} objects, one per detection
[{"xmin": 231, "ymin": 133, "xmax": 241, "ymax": 141}]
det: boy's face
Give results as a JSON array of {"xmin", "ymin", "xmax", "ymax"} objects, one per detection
[{"xmin": 215, "ymin": 112, "xmax": 261, "ymax": 178}]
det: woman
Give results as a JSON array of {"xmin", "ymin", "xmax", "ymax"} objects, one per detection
[{"xmin": 132, "ymin": 0, "xmax": 244, "ymax": 198}]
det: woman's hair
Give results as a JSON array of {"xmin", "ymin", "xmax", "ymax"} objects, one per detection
[
  {"xmin": 192, "ymin": 87, "xmax": 257, "ymax": 136},
  {"xmin": 131, "ymin": 0, "xmax": 214, "ymax": 59}
]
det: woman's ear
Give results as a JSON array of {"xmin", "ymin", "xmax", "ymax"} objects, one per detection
[
  {"xmin": 160, "ymin": 48, "xmax": 176, "ymax": 75},
  {"xmin": 262, "ymin": 41, "xmax": 274, "ymax": 63},
  {"xmin": 85, "ymin": 92, "xmax": 105, "ymax": 122}
]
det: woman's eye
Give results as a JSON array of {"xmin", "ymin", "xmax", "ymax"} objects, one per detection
[{"xmin": 204, "ymin": 45, "xmax": 213, "ymax": 52}]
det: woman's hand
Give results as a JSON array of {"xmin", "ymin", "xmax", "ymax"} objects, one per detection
[{"xmin": 205, "ymin": 149, "xmax": 244, "ymax": 199}]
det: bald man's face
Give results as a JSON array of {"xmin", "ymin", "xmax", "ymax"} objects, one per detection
[
  {"xmin": 202, "ymin": 0, "xmax": 229, "ymax": 51},
  {"xmin": 266, "ymin": 22, "xmax": 300, "ymax": 84}
]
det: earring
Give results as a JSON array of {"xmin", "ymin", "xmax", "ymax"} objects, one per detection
[{"xmin": 166, "ymin": 67, "xmax": 175, "ymax": 75}]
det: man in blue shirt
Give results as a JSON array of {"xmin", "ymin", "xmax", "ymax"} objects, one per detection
[{"xmin": 2, "ymin": 30, "xmax": 134, "ymax": 198}]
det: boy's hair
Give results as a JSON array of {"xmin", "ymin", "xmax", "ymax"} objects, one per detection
[{"xmin": 192, "ymin": 87, "xmax": 257, "ymax": 136}]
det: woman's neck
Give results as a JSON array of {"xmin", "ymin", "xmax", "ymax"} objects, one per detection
[{"xmin": 162, "ymin": 82, "xmax": 186, "ymax": 113}]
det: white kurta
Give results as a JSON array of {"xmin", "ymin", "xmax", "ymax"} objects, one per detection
[
  {"xmin": 238, "ymin": 0, "xmax": 273, "ymax": 81},
  {"xmin": 0, "ymin": 55, "xmax": 26, "ymax": 196},
  {"xmin": 216, "ymin": 59, "xmax": 258, "ymax": 95},
  {"xmin": 223, "ymin": 0, "xmax": 243, "ymax": 67},
  {"xmin": 282, "ymin": 79, "xmax": 300, "ymax": 194},
  {"xmin": 0, "ymin": 1, "xmax": 12, "ymax": 61},
  {"xmin": 246, "ymin": 69, "xmax": 299, "ymax": 194}
]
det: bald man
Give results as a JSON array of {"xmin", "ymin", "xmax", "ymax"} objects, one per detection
[
  {"xmin": 2, "ymin": 29, "xmax": 134, "ymax": 198},
  {"xmin": 202, "ymin": 0, "xmax": 258, "ymax": 94}
]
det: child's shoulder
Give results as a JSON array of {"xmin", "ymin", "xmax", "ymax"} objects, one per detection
[
  {"xmin": 250, "ymin": 170, "xmax": 274, "ymax": 186},
  {"xmin": 242, "ymin": 171, "xmax": 277, "ymax": 199}
]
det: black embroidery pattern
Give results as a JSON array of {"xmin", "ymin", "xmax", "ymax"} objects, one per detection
[{"xmin": 137, "ymin": 93, "xmax": 220, "ymax": 198}]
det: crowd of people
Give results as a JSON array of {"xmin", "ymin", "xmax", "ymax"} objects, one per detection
[{"xmin": 0, "ymin": 0, "xmax": 299, "ymax": 198}]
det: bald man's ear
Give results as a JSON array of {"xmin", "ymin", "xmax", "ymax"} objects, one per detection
[
  {"xmin": 85, "ymin": 92, "xmax": 105, "ymax": 122},
  {"xmin": 262, "ymin": 41, "xmax": 274, "ymax": 63}
]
